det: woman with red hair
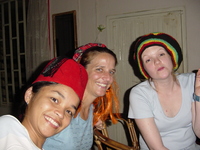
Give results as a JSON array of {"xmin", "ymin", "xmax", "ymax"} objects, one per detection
[{"xmin": 43, "ymin": 43, "xmax": 120, "ymax": 150}]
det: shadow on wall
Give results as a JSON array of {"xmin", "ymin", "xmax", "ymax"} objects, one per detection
[
  {"xmin": 122, "ymin": 36, "xmax": 145, "ymax": 117},
  {"xmin": 11, "ymin": 60, "xmax": 50, "ymax": 121}
]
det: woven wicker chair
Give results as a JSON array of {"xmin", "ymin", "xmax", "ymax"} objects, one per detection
[{"xmin": 93, "ymin": 114, "xmax": 139, "ymax": 150}]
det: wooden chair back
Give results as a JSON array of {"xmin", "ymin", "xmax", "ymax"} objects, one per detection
[{"xmin": 93, "ymin": 114, "xmax": 139, "ymax": 150}]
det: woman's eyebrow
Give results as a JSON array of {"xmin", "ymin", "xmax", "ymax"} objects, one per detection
[
  {"xmin": 112, "ymin": 68, "xmax": 116, "ymax": 72},
  {"xmin": 52, "ymin": 90, "xmax": 65, "ymax": 99},
  {"xmin": 71, "ymin": 105, "xmax": 77, "ymax": 110}
]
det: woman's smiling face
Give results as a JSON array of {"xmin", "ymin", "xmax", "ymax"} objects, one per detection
[
  {"xmin": 23, "ymin": 83, "xmax": 80, "ymax": 139},
  {"xmin": 85, "ymin": 52, "xmax": 116, "ymax": 98}
]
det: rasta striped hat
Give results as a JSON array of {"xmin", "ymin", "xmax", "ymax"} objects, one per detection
[{"xmin": 133, "ymin": 32, "xmax": 183, "ymax": 79}]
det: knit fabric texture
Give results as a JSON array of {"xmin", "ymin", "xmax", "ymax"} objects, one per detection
[
  {"xmin": 33, "ymin": 56, "xmax": 88, "ymax": 100},
  {"xmin": 133, "ymin": 32, "xmax": 183, "ymax": 79}
]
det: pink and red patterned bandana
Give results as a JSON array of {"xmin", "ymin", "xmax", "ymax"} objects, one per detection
[{"xmin": 73, "ymin": 43, "xmax": 107, "ymax": 62}]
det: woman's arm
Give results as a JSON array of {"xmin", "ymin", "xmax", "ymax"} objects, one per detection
[
  {"xmin": 193, "ymin": 69, "xmax": 200, "ymax": 137},
  {"xmin": 135, "ymin": 118, "xmax": 168, "ymax": 150}
]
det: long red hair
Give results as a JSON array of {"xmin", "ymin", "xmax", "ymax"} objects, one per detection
[
  {"xmin": 93, "ymin": 79, "xmax": 120, "ymax": 125},
  {"xmin": 73, "ymin": 43, "xmax": 121, "ymax": 125}
]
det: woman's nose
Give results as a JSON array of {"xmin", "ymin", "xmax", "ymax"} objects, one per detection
[
  {"xmin": 154, "ymin": 57, "xmax": 161, "ymax": 64},
  {"xmin": 102, "ymin": 72, "xmax": 112, "ymax": 81},
  {"xmin": 54, "ymin": 109, "xmax": 64, "ymax": 119}
]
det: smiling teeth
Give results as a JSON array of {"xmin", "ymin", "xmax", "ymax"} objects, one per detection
[
  {"xmin": 97, "ymin": 83, "xmax": 106, "ymax": 87},
  {"xmin": 45, "ymin": 116, "xmax": 59, "ymax": 127}
]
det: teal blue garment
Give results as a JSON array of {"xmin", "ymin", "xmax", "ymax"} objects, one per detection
[{"xmin": 43, "ymin": 105, "xmax": 94, "ymax": 150}]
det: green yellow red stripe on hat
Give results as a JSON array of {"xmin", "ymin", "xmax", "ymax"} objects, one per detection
[{"xmin": 133, "ymin": 32, "xmax": 183, "ymax": 79}]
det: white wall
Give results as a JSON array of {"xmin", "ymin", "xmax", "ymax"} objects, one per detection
[{"xmin": 50, "ymin": 0, "xmax": 200, "ymax": 73}]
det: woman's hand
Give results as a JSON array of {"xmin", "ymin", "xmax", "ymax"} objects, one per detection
[{"xmin": 95, "ymin": 119, "xmax": 104, "ymax": 130}]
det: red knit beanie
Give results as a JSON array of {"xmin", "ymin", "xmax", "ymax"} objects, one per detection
[{"xmin": 33, "ymin": 57, "xmax": 88, "ymax": 100}]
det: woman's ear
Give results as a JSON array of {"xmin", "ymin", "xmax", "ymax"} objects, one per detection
[{"xmin": 24, "ymin": 87, "xmax": 33, "ymax": 104}]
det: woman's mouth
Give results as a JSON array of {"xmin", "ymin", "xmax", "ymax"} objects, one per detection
[
  {"xmin": 96, "ymin": 82, "xmax": 107, "ymax": 88},
  {"xmin": 44, "ymin": 115, "xmax": 59, "ymax": 128},
  {"xmin": 158, "ymin": 67, "xmax": 164, "ymax": 71}
]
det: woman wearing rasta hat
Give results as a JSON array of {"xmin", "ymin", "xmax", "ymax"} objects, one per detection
[
  {"xmin": 0, "ymin": 56, "xmax": 88, "ymax": 150},
  {"xmin": 43, "ymin": 43, "xmax": 120, "ymax": 150},
  {"xmin": 128, "ymin": 32, "xmax": 200, "ymax": 150}
]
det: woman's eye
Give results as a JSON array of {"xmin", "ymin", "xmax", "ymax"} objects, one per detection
[
  {"xmin": 110, "ymin": 70, "xmax": 116, "ymax": 75},
  {"xmin": 96, "ymin": 68, "xmax": 102, "ymax": 72},
  {"xmin": 145, "ymin": 59, "xmax": 150, "ymax": 63},
  {"xmin": 66, "ymin": 110, "xmax": 73, "ymax": 116},
  {"xmin": 51, "ymin": 97, "xmax": 58, "ymax": 103},
  {"xmin": 160, "ymin": 53, "xmax": 165, "ymax": 56}
]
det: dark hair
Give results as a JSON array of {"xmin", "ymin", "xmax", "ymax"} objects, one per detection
[
  {"xmin": 80, "ymin": 46, "xmax": 118, "ymax": 68},
  {"xmin": 31, "ymin": 81, "xmax": 57, "ymax": 93}
]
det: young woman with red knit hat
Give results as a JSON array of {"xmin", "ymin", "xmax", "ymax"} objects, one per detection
[{"xmin": 0, "ymin": 57, "xmax": 88, "ymax": 150}]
